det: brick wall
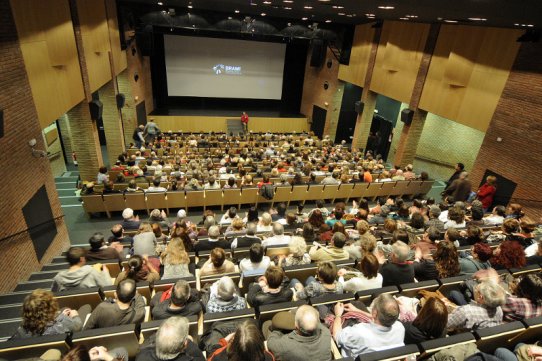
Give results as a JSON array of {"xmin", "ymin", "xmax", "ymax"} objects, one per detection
[
  {"xmin": 99, "ymin": 80, "xmax": 125, "ymax": 166},
  {"xmin": 0, "ymin": 0, "xmax": 70, "ymax": 293},
  {"xmin": 58, "ymin": 114, "xmax": 75, "ymax": 165},
  {"xmin": 324, "ymin": 82, "xmax": 345, "ymax": 142},
  {"xmin": 470, "ymin": 41, "xmax": 542, "ymax": 219},
  {"xmin": 117, "ymin": 70, "xmax": 138, "ymax": 146}
]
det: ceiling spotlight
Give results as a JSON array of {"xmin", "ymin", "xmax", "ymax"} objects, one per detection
[
  {"xmin": 283, "ymin": 0, "xmax": 293, "ymax": 2},
  {"xmin": 319, "ymin": 0, "xmax": 331, "ymax": 2},
  {"xmin": 304, "ymin": 5, "xmax": 313, "ymax": 9},
  {"xmin": 406, "ymin": 15, "xmax": 418, "ymax": 18},
  {"xmin": 301, "ymin": 17, "xmax": 308, "ymax": 20},
  {"xmin": 325, "ymin": 19, "xmax": 332, "ymax": 23},
  {"xmin": 527, "ymin": 24, "xmax": 534, "ymax": 27},
  {"xmin": 251, "ymin": 2, "xmax": 257, "ymax": 5},
  {"xmin": 235, "ymin": 9, "xmax": 240, "ymax": 13},
  {"xmin": 284, "ymin": 6, "xmax": 292, "ymax": 9},
  {"xmin": 261, "ymin": 12, "xmax": 266, "ymax": 16},
  {"xmin": 378, "ymin": 6, "xmax": 395, "ymax": 9},
  {"xmin": 263, "ymin": 1, "xmax": 271, "ymax": 4},
  {"xmin": 444, "ymin": 19, "xmax": 458, "ymax": 23},
  {"xmin": 228, "ymin": 16, "xmax": 232, "ymax": 19},
  {"xmin": 338, "ymin": 12, "xmax": 345, "ymax": 15},
  {"xmin": 468, "ymin": 17, "xmax": 487, "ymax": 21},
  {"xmin": 157, "ymin": 1, "xmax": 163, "ymax": 5},
  {"xmin": 187, "ymin": 5, "xmax": 192, "ymax": 8},
  {"xmin": 399, "ymin": 17, "xmax": 409, "ymax": 20}
]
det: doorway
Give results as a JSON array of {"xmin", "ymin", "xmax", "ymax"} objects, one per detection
[
  {"xmin": 480, "ymin": 170, "xmax": 517, "ymax": 209},
  {"xmin": 368, "ymin": 115, "xmax": 394, "ymax": 161},
  {"xmin": 311, "ymin": 105, "xmax": 326, "ymax": 139},
  {"xmin": 335, "ymin": 83, "xmax": 363, "ymax": 144}
]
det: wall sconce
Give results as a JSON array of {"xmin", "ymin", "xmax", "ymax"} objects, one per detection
[{"xmin": 28, "ymin": 138, "xmax": 47, "ymax": 158}]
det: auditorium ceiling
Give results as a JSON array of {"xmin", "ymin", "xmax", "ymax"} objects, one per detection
[{"xmin": 121, "ymin": 0, "xmax": 541, "ymax": 29}]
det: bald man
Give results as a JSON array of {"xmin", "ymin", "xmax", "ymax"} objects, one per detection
[{"xmin": 267, "ymin": 305, "xmax": 332, "ymax": 361}]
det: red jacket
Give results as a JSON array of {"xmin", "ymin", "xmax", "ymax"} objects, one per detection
[
  {"xmin": 477, "ymin": 183, "xmax": 496, "ymax": 209},
  {"xmin": 241, "ymin": 114, "xmax": 249, "ymax": 124}
]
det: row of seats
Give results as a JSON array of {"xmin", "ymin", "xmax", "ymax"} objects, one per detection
[{"xmin": 82, "ymin": 180, "xmax": 434, "ymax": 217}]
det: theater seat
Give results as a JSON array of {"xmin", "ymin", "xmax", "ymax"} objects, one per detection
[
  {"xmin": 0, "ymin": 334, "xmax": 70, "ymax": 360},
  {"xmin": 258, "ymin": 300, "xmax": 307, "ymax": 323},
  {"xmin": 420, "ymin": 332, "xmax": 475, "ymax": 359},
  {"xmin": 474, "ymin": 321, "xmax": 525, "ymax": 353},
  {"xmin": 71, "ymin": 324, "xmax": 141, "ymax": 358},
  {"xmin": 356, "ymin": 344, "xmax": 420, "ymax": 361},
  {"xmin": 141, "ymin": 314, "xmax": 199, "ymax": 342},
  {"xmin": 202, "ymin": 308, "xmax": 255, "ymax": 334}
]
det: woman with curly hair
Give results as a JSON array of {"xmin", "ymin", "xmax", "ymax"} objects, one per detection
[
  {"xmin": 491, "ymin": 240, "xmax": 526, "ymax": 270},
  {"xmin": 160, "ymin": 238, "xmax": 192, "ymax": 279},
  {"xmin": 345, "ymin": 220, "xmax": 377, "ymax": 259},
  {"xmin": 12, "ymin": 289, "xmax": 84, "ymax": 339},
  {"xmin": 433, "ymin": 241, "xmax": 461, "ymax": 278},
  {"xmin": 502, "ymin": 273, "xmax": 542, "ymax": 321},
  {"xmin": 308, "ymin": 209, "xmax": 325, "ymax": 229}
]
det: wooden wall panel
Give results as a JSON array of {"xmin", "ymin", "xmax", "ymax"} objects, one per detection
[
  {"xmin": 10, "ymin": 0, "xmax": 85, "ymax": 129},
  {"xmin": 76, "ymin": 0, "xmax": 112, "ymax": 92},
  {"xmin": 419, "ymin": 25, "xmax": 522, "ymax": 132},
  {"xmin": 105, "ymin": 0, "xmax": 127, "ymax": 76},
  {"xmin": 370, "ymin": 21, "xmax": 430, "ymax": 104},
  {"xmin": 338, "ymin": 24, "xmax": 375, "ymax": 87},
  {"xmin": 154, "ymin": 116, "xmax": 309, "ymax": 133}
]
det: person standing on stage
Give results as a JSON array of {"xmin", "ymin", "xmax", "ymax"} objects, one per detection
[
  {"xmin": 132, "ymin": 125, "xmax": 145, "ymax": 148},
  {"xmin": 241, "ymin": 112, "xmax": 249, "ymax": 133}
]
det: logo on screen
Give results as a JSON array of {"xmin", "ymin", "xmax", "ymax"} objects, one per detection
[{"xmin": 212, "ymin": 64, "xmax": 242, "ymax": 75}]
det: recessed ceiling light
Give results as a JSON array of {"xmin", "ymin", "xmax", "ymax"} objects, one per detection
[
  {"xmin": 301, "ymin": 17, "xmax": 308, "ymax": 20},
  {"xmin": 406, "ymin": 15, "xmax": 418, "ymax": 18},
  {"xmin": 527, "ymin": 24, "xmax": 534, "ymax": 27},
  {"xmin": 399, "ymin": 17, "xmax": 409, "ymax": 20},
  {"xmin": 261, "ymin": 12, "xmax": 266, "ymax": 16},
  {"xmin": 468, "ymin": 17, "xmax": 487, "ymax": 21},
  {"xmin": 378, "ymin": 6, "xmax": 394, "ymax": 10},
  {"xmin": 319, "ymin": 0, "xmax": 331, "ymax": 2},
  {"xmin": 284, "ymin": 7, "xmax": 292, "ymax": 9},
  {"xmin": 444, "ymin": 19, "xmax": 458, "ymax": 23},
  {"xmin": 366, "ymin": 13, "xmax": 375, "ymax": 17},
  {"xmin": 187, "ymin": 5, "xmax": 192, "ymax": 8},
  {"xmin": 235, "ymin": 9, "xmax": 240, "ymax": 13},
  {"xmin": 251, "ymin": 2, "xmax": 257, "ymax": 5},
  {"xmin": 325, "ymin": 20, "xmax": 332, "ymax": 23},
  {"xmin": 263, "ymin": 1, "xmax": 271, "ymax": 4},
  {"xmin": 346, "ymin": 14, "xmax": 353, "ymax": 17},
  {"xmin": 157, "ymin": 1, "xmax": 163, "ymax": 5},
  {"xmin": 514, "ymin": 23, "xmax": 520, "ymax": 26},
  {"xmin": 304, "ymin": 5, "xmax": 313, "ymax": 9},
  {"xmin": 283, "ymin": 0, "xmax": 293, "ymax": 2},
  {"xmin": 228, "ymin": 16, "xmax": 232, "ymax": 19},
  {"xmin": 338, "ymin": 12, "xmax": 345, "ymax": 15}
]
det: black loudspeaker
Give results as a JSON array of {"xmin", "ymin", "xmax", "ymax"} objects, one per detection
[
  {"xmin": 0, "ymin": 109, "xmax": 3, "ymax": 139},
  {"xmin": 89, "ymin": 100, "xmax": 103, "ymax": 120},
  {"xmin": 354, "ymin": 100, "xmax": 364, "ymax": 114},
  {"xmin": 136, "ymin": 25, "xmax": 154, "ymax": 56},
  {"xmin": 116, "ymin": 93, "xmax": 126, "ymax": 109},
  {"xmin": 310, "ymin": 39, "xmax": 326, "ymax": 67},
  {"xmin": 401, "ymin": 109, "xmax": 414, "ymax": 125}
]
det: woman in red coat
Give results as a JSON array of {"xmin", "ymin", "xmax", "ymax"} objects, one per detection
[{"xmin": 476, "ymin": 175, "xmax": 497, "ymax": 212}]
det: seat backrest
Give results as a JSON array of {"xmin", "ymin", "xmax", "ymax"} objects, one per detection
[
  {"xmin": 290, "ymin": 184, "xmax": 309, "ymax": 203},
  {"xmin": 205, "ymin": 189, "xmax": 224, "ymax": 207},
  {"xmin": 361, "ymin": 344, "xmax": 420, "ymax": 361},
  {"xmin": 223, "ymin": 188, "xmax": 242, "ymax": 209},
  {"xmin": 102, "ymin": 194, "xmax": 126, "ymax": 212},
  {"xmin": 239, "ymin": 187, "xmax": 258, "ymax": 205},
  {"xmin": 420, "ymin": 332, "xmax": 475, "ymax": 358},
  {"xmin": 309, "ymin": 292, "xmax": 356, "ymax": 307},
  {"xmin": 54, "ymin": 286, "xmax": 103, "ymax": 309},
  {"xmin": 82, "ymin": 195, "xmax": 105, "ymax": 213},
  {"xmin": 258, "ymin": 300, "xmax": 308, "ymax": 323},
  {"xmin": 167, "ymin": 191, "xmax": 186, "ymax": 209},
  {"xmin": 349, "ymin": 182, "xmax": 368, "ymax": 201},
  {"xmin": 398, "ymin": 280, "xmax": 440, "ymax": 298},
  {"xmin": 153, "ymin": 276, "xmax": 198, "ymax": 293},
  {"xmin": 0, "ymin": 334, "xmax": 70, "ymax": 360},
  {"xmin": 202, "ymin": 308, "xmax": 255, "ymax": 333},
  {"xmin": 474, "ymin": 321, "xmax": 526, "ymax": 353},
  {"xmin": 71, "ymin": 324, "xmax": 140, "ymax": 358},
  {"xmin": 322, "ymin": 184, "xmax": 340, "ymax": 199},
  {"xmin": 124, "ymin": 192, "xmax": 147, "ymax": 211},
  {"xmin": 185, "ymin": 190, "xmax": 205, "ymax": 210},
  {"xmin": 146, "ymin": 192, "xmax": 167, "ymax": 210},
  {"xmin": 141, "ymin": 314, "xmax": 199, "ymax": 341}
]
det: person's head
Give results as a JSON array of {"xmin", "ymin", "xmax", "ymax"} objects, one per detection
[
  {"xmin": 294, "ymin": 305, "xmax": 320, "ymax": 336},
  {"xmin": 372, "ymin": 293, "xmax": 400, "ymax": 327},
  {"xmin": 492, "ymin": 240, "xmax": 526, "ymax": 269},
  {"xmin": 331, "ymin": 232, "xmax": 346, "ymax": 249},
  {"xmin": 302, "ymin": 223, "xmax": 315, "ymax": 241},
  {"xmin": 507, "ymin": 203, "xmax": 524, "ymax": 218},
  {"xmin": 472, "ymin": 242, "xmax": 493, "ymax": 262},
  {"xmin": 486, "ymin": 175, "xmax": 497, "ymax": 186},
  {"xmin": 456, "ymin": 163, "xmax": 465, "ymax": 171},
  {"xmin": 122, "ymin": 207, "xmax": 135, "ymax": 220},
  {"xmin": 128, "ymin": 180, "xmax": 137, "ymax": 190},
  {"xmin": 66, "ymin": 247, "xmax": 87, "ymax": 266},
  {"xmin": 99, "ymin": 166, "xmax": 108, "ymax": 175},
  {"xmin": 247, "ymin": 207, "xmax": 259, "ymax": 223},
  {"xmin": 410, "ymin": 212, "xmax": 425, "ymax": 229},
  {"xmin": 466, "ymin": 225, "xmax": 483, "ymax": 243},
  {"xmin": 445, "ymin": 227, "xmax": 460, "ymax": 244},
  {"xmin": 494, "ymin": 205, "xmax": 506, "ymax": 217},
  {"xmin": 272, "ymin": 222, "xmax": 284, "ymax": 236},
  {"xmin": 358, "ymin": 253, "xmax": 379, "ymax": 279},
  {"xmin": 227, "ymin": 320, "xmax": 267, "ymax": 361},
  {"xmin": 138, "ymin": 222, "xmax": 152, "ymax": 234},
  {"xmin": 265, "ymin": 266, "xmax": 285, "ymax": 288},
  {"xmin": 392, "ymin": 229, "xmax": 410, "ymax": 244},
  {"xmin": 286, "ymin": 212, "xmax": 297, "ymax": 225},
  {"xmin": 424, "ymin": 226, "xmax": 441, "ymax": 244},
  {"xmin": 515, "ymin": 274, "xmax": 542, "ymax": 304},
  {"xmin": 475, "ymin": 281, "xmax": 506, "ymax": 308},
  {"xmin": 317, "ymin": 261, "xmax": 337, "ymax": 284},
  {"xmin": 211, "ymin": 248, "xmax": 227, "ymax": 268},
  {"xmin": 308, "ymin": 209, "xmax": 324, "ymax": 227},
  {"xmin": 111, "ymin": 224, "xmax": 124, "ymax": 238},
  {"xmin": 231, "ymin": 218, "xmax": 245, "ymax": 231},
  {"xmin": 448, "ymin": 207, "xmax": 465, "ymax": 224},
  {"xmin": 227, "ymin": 207, "xmax": 237, "ymax": 219},
  {"xmin": 471, "ymin": 204, "xmax": 484, "ymax": 221},
  {"xmin": 217, "ymin": 276, "xmax": 237, "ymax": 301},
  {"xmin": 434, "ymin": 241, "xmax": 460, "ymax": 278},
  {"xmin": 203, "ymin": 216, "xmax": 216, "ymax": 230},
  {"xmin": 383, "ymin": 218, "xmax": 397, "ymax": 233},
  {"xmin": 62, "ymin": 345, "xmax": 90, "ymax": 361},
  {"xmin": 249, "ymin": 243, "xmax": 264, "ymax": 263},
  {"xmin": 171, "ymin": 280, "xmax": 191, "ymax": 307},
  {"xmin": 227, "ymin": 177, "xmax": 236, "ymax": 187},
  {"xmin": 155, "ymin": 317, "xmax": 190, "ymax": 360},
  {"xmin": 356, "ymin": 220, "xmax": 370, "ymax": 235},
  {"xmin": 152, "ymin": 178, "xmax": 161, "ymax": 187},
  {"xmin": 126, "ymin": 255, "xmax": 144, "ymax": 279},
  {"xmin": 379, "ymin": 205, "xmax": 391, "ymax": 217},
  {"xmin": 260, "ymin": 212, "xmax": 272, "ymax": 226},
  {"xmin": 412, "ymin": 298, "xmax": 448, "ymax": 339},
  {"xmin": 88, "ymin": 232, "xmax": 105, "ymax": 251},
  {"xmin": 332, "ymin": 221, "xmax": 346, "ymax": 235},
  {"xmin": 397, "ymin": 204, "xmax": 410, "ymax": 218},
  {"xmin": 116, "ymin": 278, "xmax": 137, "ymax": 304},
  {"xmin": 246, "ymin": 222, "xmax": 257, "ymax": 236},
  {"xmin": 288, "ymin": 236, "xmax": 307, "ymax": 257},
  {"xmin": 503, "ymin": 218, "xmax": 520, "ymax": 234},
  {"xmin": 391, "ymin": 241, "xmax": 410, "ymax": 263},
  {"xmin": 520, "ymin": 217, "xmax": 537, "ymax": 234},
  {"xmin": 22, "ymin": 289, "xmax": 59, "ymax": 335},
  {"xmin": 152, "ymin": 223, "xmax": 163, "ymax": 238},
  {"xmin": 164, "ymin": 238, "xmax": 189, "ymax": 265},
  {"xmin": 208, "ymin": 225, "xmax": 221, "ymax": 239}
]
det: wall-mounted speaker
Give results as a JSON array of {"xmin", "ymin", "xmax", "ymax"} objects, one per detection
[
  {"xmin": 400, "ymin": 108, "xmax": 414, "ymax": 125},
  {"xmin": 310, "ymin": 39, "xmax": 326, "ymax": 67},
  {"xmin": 354, "ymin": 100, "xmax": 364, "ymax": 114},
  {"xmin": 89, "ymin": 100, "xmax": 103, "ymax": 120},
  {"xmin": 116, "ymin": 94, "xmax": 126, "ymax": 109}
]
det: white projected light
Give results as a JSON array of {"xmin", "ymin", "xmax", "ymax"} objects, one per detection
[{"xmin": 164, "ymin": 35, "xmax": 286, "ymax": 99}]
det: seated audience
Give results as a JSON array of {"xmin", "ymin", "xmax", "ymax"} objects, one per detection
[
  {"xmin": 239, "ymin": 243, "xmax": 272, "ymax": 273},
  {"xmin": 380, "ymin": 241, "xmax": 415, "ymax": 287},
  {"xmin": 86, "ymin": 232, "xmax": 122, "ymax": 262},
  {"xmin": 199, "ymin": 248, "xmax": 236, "ymax": 277},
  {"xmin": 484, "ymin": 205, "xmax": 507, "ymax": 226},
  {"xmin": 277, "ymin": 236, "xmax": 311, "ymax": 267},
  {"xmin": 459, "ymin": 242, "xmax": 493, "ymax": 274},
  {"xmin": 403, "ymin": 298, "xmax": 448, "ymax": 344},
  {"xmin": 52, "ymin": 247, "xmax": 112, "ymax": 292},
  {"xmin": 133, "ymin": 222, "xmax": 157, "ymax": 256},
  {"xmin": 121, "ymin": 208, "xmax": 141, "ymax": 230},
  {"xmin": 148, "ymin": 208, "xmax": 170, "ymax": 230},
  {"xmin": 231, "ymin": 222, "xmax": 261, "ymax": 249},
  {"xmin": 247, "ymin": 266, "xmax": 293, "ymax": 308},
  {"xmin": 207, "ymin": 320, "xmax": 273, "ymax": 361},
  {"xmin": 161, "ymin": 238, "xmax": 192, "ymax": 279},
  {"xmin": 108, "ymin": 224, "xmax": 133, "ymax": 245},
  {"xmin": 261, "ymin": 223, "xmax": 291, "ymax": 248},
  {"xmin": 136, "ymin": 316, "xmax": 205, "ymax": 361},
  {"xmin": 344, "ymin": 220, "xmax": 377, "ymax": 259},
  {"xmin": 502, "ymin": 273, "xmax": 542, "ymax": 321},
  {"xmin": 491, "ymin": 240, "xmax": 526, "ymax": 270},
  {"xmin": 116, "ymin": 254, "xmax": 160, "ymax": 285},
  {"xmin": 414, "ymin": 240, "xmax": 460, "ymax": 281},
  {"xmin": 151, "ymin": 280, "xmax": 202, "ymax": 320},
  {"xmin": 257, "ymin": 212, "xmax": 274, "ymax": 233},
  {"xmin": 337, "ymin": 254, "xmax": 383, "ymax": 293},
  {"xmin": 12, "ymin": 289, "xmax": 84, "ymax": 339},
  {"xmin": 220, "ymin": 207, "xmax": 239, "ymax": 225},
  {"xmin": 224, "ymin": 218, "xmax": 246, "ymax": 238},
  {"xmin": 206, "ymin": 276, "xmax": 246, "ymax": 313},
  {"xmin": 333, "ymin": 294, "xmax": 405, "ymax": 358},
  {"xmin": 147, "ymin": 178, "xmax": 168, "ymax": 192},
  {"xmin": 309, "ymin": 232, "xmax": 349, "ymax": 262},
  {"xmin": 265, "ymin": 305, "xmax": 332, "ymax": 361},
  {"xmin": 84, "ymin": 279, "xmax": 146, "ymax": 329},
  {"xmin": 294, "ymin": 261, "xmax": 344, "ymax": 300},
  {"xmin": 194, "ymin": 225, "xmax": 230, "ymax": 252}
]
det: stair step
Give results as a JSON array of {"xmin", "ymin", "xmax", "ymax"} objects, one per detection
[{"xmin": 55, "ymin": 183, "xmax": 78, "ymax": 190}]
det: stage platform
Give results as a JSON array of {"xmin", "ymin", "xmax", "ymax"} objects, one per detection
[{"xmin": 152, "ymin": 114, "xmax": 309, "ymax": 133}]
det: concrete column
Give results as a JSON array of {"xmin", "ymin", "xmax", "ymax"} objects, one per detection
[
  {"xmin": 67, "ymin": 101, "xmax": 103, "ymax": 181},
  {"xmin": 99, "ymin": 80, "xmax": 125, "ymax": 165},
  {"xmin": 58, "ymin": 114, "xmax": 75, "ymax": 165},
  {"xmin": 117, "ymin": 70, "xmax": 138, "ymax": 147},
  {"xmin": 351, "ymin": 91, "xmax": 377, "ymax": 152},
  {"xmin": 323, "ymin": 82, "xmax": 345, "ymax": 142}
]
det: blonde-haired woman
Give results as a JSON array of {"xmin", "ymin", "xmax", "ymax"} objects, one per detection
[
  {"xmin": 278, "ymin": 236, "xmax": 311, "ymax": 267},
  {"xmin": 160, "ymin": 238, "xmax": 192, "ymax": 279}
]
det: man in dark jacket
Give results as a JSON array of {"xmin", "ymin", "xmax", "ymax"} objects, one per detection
[
  {"xmin": 444, "ymin": 171, "xmax": 472, "ymax": 202},
  {"xmin": 445, "ymin": 162, "xmax": 465, "ymax": 189},
  {"xmin": 150, "ymin": 280, "xmax": 202, "ymax": 320},
  {"xmin": 380, "ymin": 241, "xmax": 415, "ymax": 287},
  {"xmin": 83, "ymin": 279, "xmax": 146, "ymax": 329},
  {"xmin": 86, "ymin": 233, "xmax": 122, "ymax": 262},
  {"xmin": 230, "ymin": 223, "xmax": 261, "ymax": 249},
  {"xmin": 247, "ymin": 266, "xmax": 293, "ymax": 309}
]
